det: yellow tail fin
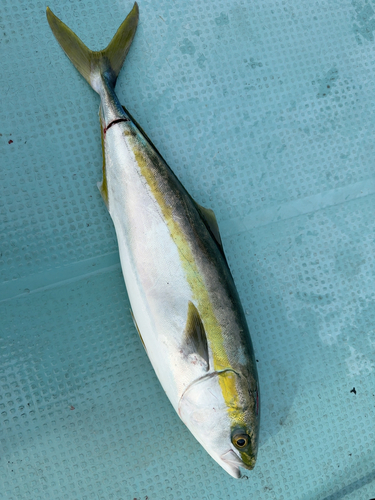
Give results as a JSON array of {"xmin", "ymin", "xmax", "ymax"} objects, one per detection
[{"xmin": 46, "ymin": 3, "xmax": 139, "ymax": 92}]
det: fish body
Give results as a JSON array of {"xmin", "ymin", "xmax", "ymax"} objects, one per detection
[{"xmin": 46, "ymin": 3, "xmax": 260, "ymax": 478}]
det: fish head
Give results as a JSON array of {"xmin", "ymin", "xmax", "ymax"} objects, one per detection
[{"xmin": 178, "ymin": 369, "xmax": 259, "ymax": 478}]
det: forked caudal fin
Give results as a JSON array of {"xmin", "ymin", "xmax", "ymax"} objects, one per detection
[{"xmin": 46, "ymin": 3, "xmax": 139, "ymax": 92}]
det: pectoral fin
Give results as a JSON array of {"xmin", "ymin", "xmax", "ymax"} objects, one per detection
[{"xmin": 182, "ymin": 301, "xmax": 209, "ymax": 371}]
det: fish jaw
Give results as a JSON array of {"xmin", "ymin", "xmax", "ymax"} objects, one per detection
[{"xmin": 220, "ymin": 450, "xmax": 244, "ymax": 478}]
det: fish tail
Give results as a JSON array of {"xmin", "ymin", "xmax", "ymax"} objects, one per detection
[{"xmin": 46, "ymin": 3, "xmax": 139, "ymax": 93}]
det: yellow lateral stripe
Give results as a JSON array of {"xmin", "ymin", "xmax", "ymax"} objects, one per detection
[{"xmin": 129, "ymin": 136, "xmax": 244, "ymax": 424}]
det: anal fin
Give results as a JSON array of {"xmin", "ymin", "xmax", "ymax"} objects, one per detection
[{"xmin": 130, "ymin": 309, "xmax": 147, "ymax": 353}]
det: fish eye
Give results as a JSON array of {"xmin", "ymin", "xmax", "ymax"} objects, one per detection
[{"xmin": 232, "ymin": 432, "xmax": 249, "ymax": 449}]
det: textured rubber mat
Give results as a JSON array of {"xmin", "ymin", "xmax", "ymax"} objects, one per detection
[{"xmin": 1, "ymin": 0, "xmax": 375, "ymax": 498}]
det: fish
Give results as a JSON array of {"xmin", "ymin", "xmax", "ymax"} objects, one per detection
[{"xmin": 46, "ymin": 2, "xmax": 260, "ymax": 478}]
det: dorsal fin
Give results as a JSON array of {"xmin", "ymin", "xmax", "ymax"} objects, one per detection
[
  {"xmin": 182, "ymin": 301, "xmax": 209, "ymax": 371},
  {"xmin": 193, "ymin": 201, "xmax": 229, "ymax": 265},
  {"xmin": 195, "ymin": 203, "xmax": 223, "ymax": 247}
]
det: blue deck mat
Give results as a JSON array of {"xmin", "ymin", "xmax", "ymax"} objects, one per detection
[{"xmin": 1, "ymin": 0, "xmax": 375, "ymax": 498}]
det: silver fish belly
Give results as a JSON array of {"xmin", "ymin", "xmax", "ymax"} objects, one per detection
[{"xmin": 47, "ymin": 2, "xmax": 260, "ymax": 478}]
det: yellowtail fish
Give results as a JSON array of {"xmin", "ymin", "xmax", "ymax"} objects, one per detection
[{"xmin": 46, "ymin": 3, "xmax": 260, "ymax": 478}]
